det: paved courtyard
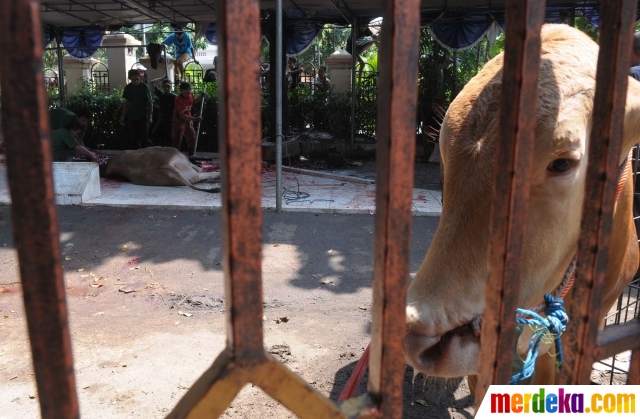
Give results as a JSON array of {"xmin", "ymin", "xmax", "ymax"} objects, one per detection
[{"xmin": 0, "ymin": 159, "xmax": 443, "ymax": 215}]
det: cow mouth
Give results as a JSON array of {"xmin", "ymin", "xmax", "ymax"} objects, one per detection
[{"xmin": 405, "ymin": 322, "xmax": 480, "ymax": 377}]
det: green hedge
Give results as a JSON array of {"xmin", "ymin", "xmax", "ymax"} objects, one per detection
[
  {"xmin": 48, "ymin": 80, "xmax": 377, "ymax": 151},
  {"xmin": 50, "ymin": 86, "xmax": 221, "ymax": 152}
]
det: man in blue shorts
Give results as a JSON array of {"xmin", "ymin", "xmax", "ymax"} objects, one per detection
[{"xmin": 163, "ymin": 27, "xmax": 197, "ymax": 82}]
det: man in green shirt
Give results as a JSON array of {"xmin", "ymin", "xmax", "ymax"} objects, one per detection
[
  {"xmin": 119, "ymin": 69, "xmax": 154, "ymax": 149},
  {"xmin": 49, "ymin": 107, "xmax": 92, "ymax": 145},
  {"xmin": 51, "ymin": 120, "xmax": 99, "ymax": 162}
]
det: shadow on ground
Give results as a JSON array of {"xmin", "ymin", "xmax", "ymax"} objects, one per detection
[{"xmin": 330, "ymin": 360, "xmax": 474, "ymax": 418}]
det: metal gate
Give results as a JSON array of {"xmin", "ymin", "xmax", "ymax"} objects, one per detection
[
  {"xmin": 0, "ymin": 1, "xmax": 639, "ymax": 419},
  {"xmin": 91, "ymin": 61, "xmax": 109, "ymax": 93}
]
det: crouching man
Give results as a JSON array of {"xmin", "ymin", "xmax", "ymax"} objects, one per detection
[{"xmin": 51, "ymin": 120, "xmax": 100, "ymax": 162}]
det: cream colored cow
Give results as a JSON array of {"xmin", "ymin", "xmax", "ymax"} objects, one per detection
[{"xmin": 404, "ymin": 24, "xmax": 640, "ymax": 385}]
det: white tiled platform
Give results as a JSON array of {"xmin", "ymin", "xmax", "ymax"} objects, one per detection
[{"xmin": 0, "ymin": 163, "xmax": 442, "ymax": 216}]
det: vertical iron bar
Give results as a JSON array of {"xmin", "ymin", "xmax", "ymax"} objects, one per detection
[
  {"xmin": 475, "ymin": 0, "xmax": 546, "ymax": 406},
  {"xmin": 369, "ymin": 0, "xmax": 420, "ymax": 417},
  {"xmin": 0, "ymin": 0, "xmax": 78, "ymax": 417},
  {"xmin": 216, "ymin": 0, "xmax": 265, "ymax": 362},
  {"xmin": 560, "ymin": 0, "xmax": 638, "ymax": 384},
  {"xmin": 56, "ymin": 28, "xmax": 66, "ymax": 107},
  {"xmin": 276, "ymin": 0, "xmax": 283, "ymax": 212},
  {"xmin": 350, "ymin": 16, "xmax": 356, "ymax": 152}
]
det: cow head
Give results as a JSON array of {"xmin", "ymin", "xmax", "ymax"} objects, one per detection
[{"xmin": 405, "ymin": 24, "xmax": 640, "ymax": 378}]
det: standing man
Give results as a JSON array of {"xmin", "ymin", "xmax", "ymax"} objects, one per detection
[
  {"xmin": 203, "ymin": 56, "xmax": 219, "ymax": 83},
  {"xmin": 120, "ymin": 69, "xmax": 154, "ymax": 149},
  {"xmin": 150, "ymin": 76, "xmax": 177, "ymax": 147},
  {"xmin": 314, "ymin": 65, "xmax": 331, "ymax": 92},
  {"xmin": 163, "ymin": 27, "xmax": 196, "ymax": 82},
  {"xmin": 286, "ymin": 57, "xmax": 304, "ymax": 91},
  {"xmin": 49, "ymin": 107, "xmax": 92, "ymax": 145}
]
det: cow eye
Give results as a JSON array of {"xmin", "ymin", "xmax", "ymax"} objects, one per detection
[{"xmin": 547, "ymin": 158, "xmax": 575, "ymax": 174}]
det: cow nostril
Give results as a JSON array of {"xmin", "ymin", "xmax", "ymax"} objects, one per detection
[{"xmin": 404, "ymin": 331, "xmax": 443, "ymax": 366}]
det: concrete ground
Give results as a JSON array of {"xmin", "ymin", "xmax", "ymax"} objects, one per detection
[
  {"xmin": 0, "ymin": 206, "xmax": 474, "ymax": 419},
  {"xmin": 0, "ymin": 160, "xmax": 443, "ymax": 216}
]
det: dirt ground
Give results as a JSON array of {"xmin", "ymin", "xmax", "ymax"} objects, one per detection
[{"xmin": 0, "ymin": 205, "xmax": 475, "ymax": 418}]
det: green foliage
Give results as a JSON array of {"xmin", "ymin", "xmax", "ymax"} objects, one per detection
[
  {"xmin": 287, "ymin": 86, "xmax": 353, "ymax": 135},
  {"xmin": 489, "ymin": 33, "xmax": 505, "ymax": 59},
  {"xmin": 43, "ymin": 49, "xmax": 58, "ymax": 69},
  {"xmin": 574, "ymin": 16, "xmax": 599, "ymax": 41},
  {"xmin": 53, "ymin": 87, "xmax": 128, "ymax": 149},
  {"xmin": 49, "ymin": 84, "xmax": 216, "ymax": 152}
]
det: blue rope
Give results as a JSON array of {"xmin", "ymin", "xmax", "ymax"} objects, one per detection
[{"xmin": 511, "ymin": 294, "xmax": 568, "ymax": 385}]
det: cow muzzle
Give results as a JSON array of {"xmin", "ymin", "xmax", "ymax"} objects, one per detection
[{"xmin": 404, "ymin": 320, "xmax": 481, "ymax": 377}]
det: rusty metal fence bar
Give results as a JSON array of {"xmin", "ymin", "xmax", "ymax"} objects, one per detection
[
  {"xmin": 475, "ymin": 0, "xmax": 546, "ymax": 407},
  {"xmin": 561, "ymin": 0, "xmax": 640, "ymax": 385},
  {"xmin": 0, "ymin": 1, "xmax": 79, "ymax": 418},
  {"xmin": 369, "ymin": 0, "xmax": 420, "ymax": 417}
]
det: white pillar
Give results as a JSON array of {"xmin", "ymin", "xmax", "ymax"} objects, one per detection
[
  {"xmin": 102, "ymin": 34, "xmax": 141, "ymax": 90},
  {"xmin": 62, "ymin": 56, "xmax": 100, "ymax": 94},
  {"xmin": 324, "ymin": 49, "xmax": 353, "ymax": 95}
]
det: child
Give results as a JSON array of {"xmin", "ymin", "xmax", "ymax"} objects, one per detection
[
  {"xmin": 119, "ymin": 69, "xmax": 154, "ymax": 149},
  {"xmin": 172, "ymin": 81, "xmax": 205, "ymax": 156}
]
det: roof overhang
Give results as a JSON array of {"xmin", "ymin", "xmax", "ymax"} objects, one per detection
[{"xmin": 40, "ymin": 1, "xmax": 603, "ymax": 28}]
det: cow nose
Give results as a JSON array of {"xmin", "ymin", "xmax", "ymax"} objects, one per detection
[{"xmin": 404, "ymin": 330, "xmax": 442, "ymax": 369}]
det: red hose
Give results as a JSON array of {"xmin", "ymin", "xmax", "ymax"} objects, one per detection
[{"xmin": 338, "ymin": 343, "xmax": 370, "ymax": 401}]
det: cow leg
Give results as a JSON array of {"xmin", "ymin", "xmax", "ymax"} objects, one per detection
[
  {"xmin": 190, "ymin": 163, "xmax": 203, "ymax": 172},
  {"xmin": 198, "ymin": 172, "xmax": 220, "ymax": 182}
]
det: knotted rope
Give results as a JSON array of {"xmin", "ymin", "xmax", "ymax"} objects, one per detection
[{"xmin": 511, "ymin": 294, "xmax": 568, "ymax": 384}]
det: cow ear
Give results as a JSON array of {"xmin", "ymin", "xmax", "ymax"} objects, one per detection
[{"xmin": 623, "ymin": 78, "xmax": 640, "ymax": 164}]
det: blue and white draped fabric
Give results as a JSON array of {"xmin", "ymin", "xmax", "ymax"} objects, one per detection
[
  {"xmin": 262, "ymin": 19, "xmax": 323, "ymax": 56},
  {"xmin": 205, "ymin": 23, "xmax": 217, "ymax": 45},
  {"xmin": 60, "ymin": 27, "xmax": 105, "ymax": 58},
  {"xmin": 285, "ymin": 20, "xmax": 323, "ymax": 55},
  {"xmin": 429, "ymin": 12, "xmax": 494, "ymax": 51}
]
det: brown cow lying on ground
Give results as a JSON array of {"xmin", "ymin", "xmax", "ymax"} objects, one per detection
[
  {"xmin": 405, "ymin": 24, "xmax": 640, "ymax": 385},
  {"xmin": 105, "ymin": 147, "xmax": 220, "ymax": 193}
]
